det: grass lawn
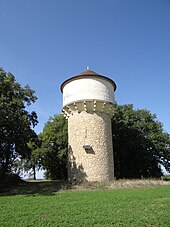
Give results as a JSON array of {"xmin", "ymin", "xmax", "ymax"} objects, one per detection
[{"xmin": 0, "ymin": 183, "xmax": 169, "ymax": 226}]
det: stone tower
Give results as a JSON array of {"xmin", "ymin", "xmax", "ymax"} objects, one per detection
[{"xmin": 60, "ymin": 69, "xmax": 117, "ymax": 182}]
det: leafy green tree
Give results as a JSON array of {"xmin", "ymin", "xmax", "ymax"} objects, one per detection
[
  {"xmin": 38, "ymin": 105, "xmax": 169, "ymax": 180},
  {"xmin": 38, "ymin": 114, "xmax": 68, "ymax": 180},
  {"xmin": 0, "ymin": 68, "xmax": 38, "ymax": 178},
  {"xmin": 13, "ymin": 139, "xmax": 42, "ymax": 180},
  {"xmin": 26, "ymin": 139, "xmax": 42, "ymax": 180},
  {"xmin": 112, "ymin": 104, "xmax": 170, "ymax": 178}
]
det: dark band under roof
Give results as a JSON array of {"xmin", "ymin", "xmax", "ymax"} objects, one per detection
[{"xmin": 60, "ymin": 69, "xmax": 117, "ymax": 93}]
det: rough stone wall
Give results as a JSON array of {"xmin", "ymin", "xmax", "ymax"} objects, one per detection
[{"xmin": 68, "ymin": 111, "xmax": 114, "ymax": 182}]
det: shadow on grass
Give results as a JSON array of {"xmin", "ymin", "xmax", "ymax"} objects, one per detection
[{"xmin": 0, "ymin": 180, "xmax": 70, "ymax": 196}]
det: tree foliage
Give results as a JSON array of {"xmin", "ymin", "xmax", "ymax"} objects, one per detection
[
  {"xmin": 38, "ymin": 114, "xmax": 68, "ymax": 180},
  {"xmin": 112, "ymin": 104, "xmax": 170, "ymax": 178},
  {"xmin": 0, "ymin": 68, "xmax": 38, "ymax": 177},
  {"xmin": 13, "ymin": 139, "xmax": 42, "ymax": 180}
]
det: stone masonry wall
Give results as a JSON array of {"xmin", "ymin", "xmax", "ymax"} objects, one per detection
[{"xmin": 68, "ymin": 111, "xmax": 114, "ymax": 182}]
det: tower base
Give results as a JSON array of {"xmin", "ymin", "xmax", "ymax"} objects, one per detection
[{"xmin": 68, "ymin": 111, "xmax": 114, "ymax": 182}]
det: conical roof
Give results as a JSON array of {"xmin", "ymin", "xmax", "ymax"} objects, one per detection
[
  {"xmin": 77, "ymin": 69, "xmax": 101, "ymax": 76},
  {"xmin": 60, "ymin": 69, "xmax": 117, "ymax": 92}
]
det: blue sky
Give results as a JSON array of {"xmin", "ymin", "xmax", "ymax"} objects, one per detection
[{"xmin": 0, "ymin": 0, "xmax": 170, "ymax": 134}]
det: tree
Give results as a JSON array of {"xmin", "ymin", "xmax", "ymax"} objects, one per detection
[
  {"xmin": 13, "ymin": 139, "xmax": 42, "ymax": 180},
  {"xmin": 38, "ymin": 114, "xmax": 68, "ymax": 180},
  {"xmin": 112, "ymin": 104, "xmax": 170, "ymax": 178},
  {"xmin": 34, "ymin": 105, "xmax": 169, "ymax": 180},
  {"xmin": 0, "ymin": 68, "xmax": 38, "ymax": 178}
]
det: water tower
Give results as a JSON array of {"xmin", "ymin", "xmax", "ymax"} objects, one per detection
[{"xmin": 60, "ymin": 69, "xmax": 117, "ymax": 182}]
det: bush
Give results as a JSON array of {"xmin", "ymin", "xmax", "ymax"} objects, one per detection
[{"xmin": 0, "ymin": 173, "xmax": 24, "ymax": 192}]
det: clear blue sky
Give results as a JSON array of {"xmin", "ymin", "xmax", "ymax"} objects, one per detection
[{"xmin": 0, "ymin": 0, "xmax": 170, "ymax": 134}]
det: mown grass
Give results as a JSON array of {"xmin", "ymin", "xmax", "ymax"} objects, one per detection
[{"xmin": 0, "ymin": 184, "xmax": 170, "ymax": 226}]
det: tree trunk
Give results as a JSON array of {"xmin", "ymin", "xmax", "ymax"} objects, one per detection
[{"xmin": 33, "ymin": 165, "xmax": 36, "ymax": 180}]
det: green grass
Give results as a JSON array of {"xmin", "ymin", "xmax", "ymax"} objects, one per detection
[{"xmin": 0, "ymin": 184, "xmax": 170, "ymax": 226}]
